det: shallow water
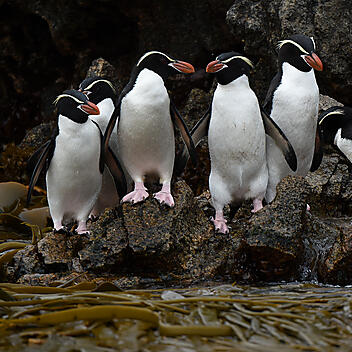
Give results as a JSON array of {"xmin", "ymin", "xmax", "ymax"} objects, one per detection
[{"xmin": 1, "ymin": 281, "xmax": 352, "ymax": 351}]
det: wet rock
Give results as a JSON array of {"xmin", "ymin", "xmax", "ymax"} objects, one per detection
[
  {"xmin": 230, "ymin": 176, "xmax": 309, "ymax": 282},
  {"xmin": 319, "ymin": 225, "xmax": 352, "ymax": 285},
  {"xmin": 7, "ymin": 244, "xmax": 45, "ymax": 282},
  {"xmin": 78, "ymin": 208, "xmax": 128, "ymax": 272}
]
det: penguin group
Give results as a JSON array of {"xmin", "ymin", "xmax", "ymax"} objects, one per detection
[{"xmin": 27, "ymin": 33, "xmax": 332, "ymax": 235}]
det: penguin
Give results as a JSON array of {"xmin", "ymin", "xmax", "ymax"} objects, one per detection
[
  {"xmin": 318, "ymin": 106, "xmax": 352, "ymax": 163},
  {"xmin": 263, "ymin": 34, "xmax": 323, "ymax": 203},
  {"xmin": 179, "ymin": 52, "xmax": 297, "ymax": 234},
  {"xmin": 78, "ymin": 77, "xmax": 127, "ymax": 216},
  {"xmin": 27, "ymin": 90, "xmax": 125, "ymax": 234},
  {"xmin": 103, "ymin": 51, "xmax": 197, "ymax": 207}
]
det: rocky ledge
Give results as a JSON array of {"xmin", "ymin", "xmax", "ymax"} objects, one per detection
[{"xmin": 5, "ymin": 147, "xmax": 352, "ymax": 287}]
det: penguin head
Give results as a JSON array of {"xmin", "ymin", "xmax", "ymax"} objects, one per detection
[
  {"xmin": 318, "ymin": 107, "xmax": 347, "ymax": 143},
  {"xmin": 53, "ymin": 89, "xmax": 100, "ymax": 123},
  {"xmin": 277, "ymin": 34, "xmax": 323, "ymax": 72},
  {"xmin": 136, "ymin": 51, "xmax": 195, "ymax": 80},
  {"xmin": 206, "ymin": 52, "xmax": 254, "ymax": 85},
  {"xmin": 78, "ymin": 77, "xmax": 116, "ymax": 105}
]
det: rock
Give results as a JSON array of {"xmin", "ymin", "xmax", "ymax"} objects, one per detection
[
  {"xmin": 230, "ymin": 176, "xmax": 309, "ymax": 282},
  {"xmin": 319, "ymin": 94, "xmax": 344, "ymax": 113},
  {"xmin": 226, "ymin": 0, "xmax": 352, "ymax": 105},
  {"xmin": 78, "ymin": 208, "xmax": 128, "ymax": 272},
  {"xmin": 85, "ymin": 58, "xmax": 123, "ymax": 94}
]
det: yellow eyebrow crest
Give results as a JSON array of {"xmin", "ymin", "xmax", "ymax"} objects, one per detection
[
  {"xmin": 277, "ymin": 40, "xmax": 309, "ymax": 55},
  {"xmin": 137, "ymin": 51, "xmax": 174, "ymax": 66},
  {"xmin": 319, "ymin": 110, "xmax": 345, "ymax": 125},
  {"xmin": 53, "ymin": 94, "xmax": 85, "ymax": 106}
]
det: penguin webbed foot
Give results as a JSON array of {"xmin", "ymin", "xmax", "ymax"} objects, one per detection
[
  {"xmin": 154, "ymin": 191, "xmax": 175, "ymax": 207},
  {"xmin": 251, "ymin": 198, "xmax": 263, "ymax": 213},
  {"xmin": 211, "ymin": 216, "xmax": 229, "ymax": 234},
  {"xmin": 76, "ymin": 220, "xmax": 90, "ymax": 235},
  {"xmin": 54, "ymin": 226, "xmax": 68, "ymax": 235},
  {"xmin": 122, "ymin": 189, "xmax": 149, "ymax": 204}
]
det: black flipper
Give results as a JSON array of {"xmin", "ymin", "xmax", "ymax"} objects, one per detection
[
  {"xmin": 93, "ymin": 117, "xmax": 127, "ymax": 199},
  {"xmin": 174, "ymin": 104, "xmax": 212, "ymax": 175},
  {"xmin": 26, "ymin": 138, "xmax": 55, "ymax": 207},
  {"xmin": 105, "ymin": 146, "xmax": 127, "ymax": 198},
  {"xmin": 103, "ymin": 96, "xmax": 121, "ymax": 170},
  {"xmin": 310, "ymin": 125, "xmax": 323, "ymax": 172},
  {"xmin": 170, "ymin": 100, "xmax": 197, "ymax": 166},
  {"xmin": 27, "ymin": 140, "xmax": 51, "ymax": 176},
  {"xmin": 261, "ymin": 107, "xmax": 297, "ymax": 172}
]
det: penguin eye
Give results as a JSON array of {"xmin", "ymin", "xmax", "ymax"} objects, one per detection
[{"xmin": 83, "ymin": 91, "xmax": 91, "ymax": 97}]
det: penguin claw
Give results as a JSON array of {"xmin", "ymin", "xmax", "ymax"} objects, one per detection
[
  {"xmin": 154, "ymin": 191, "xmax": 175, "ymax": 207},
  {"xmin": 211, "ymin": 217, "xmax": 229, "ymax": 234},
  {"xmin": 122, "ymin": 189, "xmax": 149, "ymax": 204}
]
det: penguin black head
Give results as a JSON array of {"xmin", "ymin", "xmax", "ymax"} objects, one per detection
[
  {"xmin": 54, "ymin": 89, "xmax": 100, "ymax": 124},
  {"xmin": 135, "ymin": 51, "xmax": 195, "ymax": 80},
  {"xmin": 277, "ymin": 34, "xmax": 323, "ymax": 72},
  {"xmin": 318, "ymin": 106, "xmax": 352, "ymax": 144},
  {"xmin": 206, "ymin": 52, "xmax": 254, "ymax": 85},
  {"xmin": 78, "ymin": 77, "xmax": 116, "ymax": 105}
]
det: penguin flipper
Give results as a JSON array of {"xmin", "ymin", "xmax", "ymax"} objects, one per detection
[
  {"xmin": 170, "ymin": 100, "xmax": 197, "ymax": 166},
  {"xmin": 105, "ymin": 146, "xmax": 127, "ymax": 199},
  {"xmin": 27, "ymin": 140, "xmax": 51, "ymax": 176},
  {"xmin": 261, "ymin": 108, "xmax": 298, "ymax": 172},
  {"xmin": 103, "ymin": 97, "xmax": 121, "ymax": 167},
  {"xmin": 310, "ymin": 126, "xmax": 323, "ymax": 172},
  {"xmin": 174, "ymin": 104, "xmax": 211, "ymax": 175},
  {"xmin": 26, "ymin": 139, "xmax": 55, "ymax": 207}
]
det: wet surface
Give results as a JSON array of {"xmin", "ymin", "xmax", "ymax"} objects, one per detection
[{"xmin": 0, "ymin": 281, "xmax": 352, "ymax": 351}]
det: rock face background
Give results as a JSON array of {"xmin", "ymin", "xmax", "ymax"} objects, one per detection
[{"xmin": 1, "ymin": 0, "xmax": 351, "ymax": 147}]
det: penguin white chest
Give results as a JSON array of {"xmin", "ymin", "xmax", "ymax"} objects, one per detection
[
  {"xmin": 46, "ymin": 116, "xmax": 102, "ymax": 222},
  {"xmin": 270, "ymin": 63, "xmax": 319, "ymax": 173},
  {"xmin": 118, "ymin": 69, "xmax": 175, "ymax": 179},
  {"xmin": 208, "ymin": 76, "xmax": 267, "ymax": 202}
]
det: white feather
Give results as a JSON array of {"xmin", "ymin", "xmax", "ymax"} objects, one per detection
[
  {"xmin": 265, "ymin": 62, "xmax": 319, "ymax": 202},
  {"xmin": 208, "ymin": 75, "xmax": 268, "ymax": 211},
  {"xmin": 46, "ymin": 115, "xmax": 102, "ymax": 226},
  {"xmin": 117, "ymin": 69, "xmax": 174, "ymax": 183},
  {"xmin": 335, "ymin": 128, "xmax": 352, "ymax": 163}
]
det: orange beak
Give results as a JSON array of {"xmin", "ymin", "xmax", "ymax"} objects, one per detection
[
  {"xmin": 81, "ymin": 101, "xmax": 100, "ymax": 115},
  {"xmin": 304, "ymin": 53, "xmax": 323, "ymax": 71},
  {"xmin": 170, "ymin": 61, "xmax": 195, "ymax": 74},
  {"xmin": 206, "ymin": 60, "xmax": 226, "ymax": 73}
]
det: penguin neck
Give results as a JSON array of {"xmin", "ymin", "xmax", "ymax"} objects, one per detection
[
  {"xmin": 280, "ymin": 62, "xmax": 317, "ymax": 86},
  {"xmin": 96, "ymin": 98, "xmax": 114, "ymax": 120},
  {"xmin": 131, "ymin": 69, "xmax": 167, "ymax": 98},
  {"xmin": 216, "ymin": 74, "xmax": 250, "ymax": 92},
  {"xmin": 58, "ymin": 114, "xmax": 89, "ymax": 135}
]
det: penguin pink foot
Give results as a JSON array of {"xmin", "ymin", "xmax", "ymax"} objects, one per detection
[
  {"xmin": 53, "ymin": 220, "xmax": 64, "ymax": 233},
  {"xmin": 154, "ymin": 184, "xmax": 174, "ymax": 207},
  {"xmin": 76, "ymin": 220, "xmax": 89, "ymax": 234},
  {"xmin": 122, "ymin": 182, "xmax": 149, "ymax": 204},
  {"xmin": 211, "ymin": 211, "xmax": 229, "ymax": 234},
  {"xmin": 251, "ymin": 198, "xmax": 263, "ymax": 213}
]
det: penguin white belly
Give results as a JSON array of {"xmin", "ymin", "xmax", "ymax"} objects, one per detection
[
  {"xmin": 208, "ymin": 77, "xmax": 268, "ymax": 208},
  {"xmin": 266, "ymin": 64, "xmax": 319, "ymax": 202},
  {"xmin": 335, "ymin": 128, "xmax": 352, "ymax": 163},
  {"xmin": 89, "ymin": 99, "xmax": 120, "ymax": 215},
  {"xmin": 118, "ymin": 69, "xmax": 175, "ymax": 183},
  {"xmin": 46, "ymin": 117, "xmax": 102, "ymax": 224}
]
